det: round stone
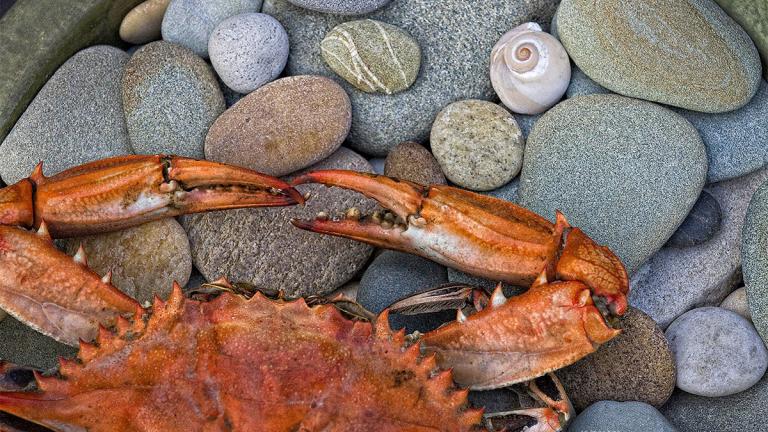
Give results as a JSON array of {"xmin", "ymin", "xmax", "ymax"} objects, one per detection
[
  {"xmin": 321, "ymin": 19, "xmax": 420, "ymax": 95},
  {"xmin": 183, "ymin": 147, "xmax": 377, "ymax": 298},
  {"xmin": 161, "ymin": 0, "xmax": 262, "ymax": 58},
  {"xmin": 62, "ymin": 219, "xmax": 192, "ymax": 305},
  {"xmin": 431, "ymin": 100, "xmax": 524, "ymax": 191},
  {"xmin": 559, "ymin": 307, "xmax": 676, "ymax": 411},
  {"xmin": 358, "ymin": 251, "xmax": 451, "ymax": 333},
  {"xmin": 205, "ymin": 75, "xmax": 351, "ymax": 176},
  {"xmin": 519, "ymin": 94, "xmax": 707, "ymax": 273},
  {"xmin": 286, "ymin": 0, "xmax": 390, "ymax": 15},
  {"xmin": 715, "ymin": 0, "xmax": 768, "ymax": 80},
  {"xmin": 368, "ymin": 158, "xmax": 385, "ymax": 175},
  {"xmin": 263, "ymin": 0, "xmax": 560, "ymax": 156},
  {"xmin": 569, "ymin": 401, "xmax": 677, "ymax": 432},
  {"xmin": 742, "ymin": 177, "xmax": 768, "ymax": 345},
  {"xmin": 665, "ymin": 190, "xmax": 722, "ymax": 248},
  {"xmin": 0, "ymin": 45, "xmax": 133, "ymax": 184},
  {"xmin": 122, "ymin": 41, "xmax": 224, "ymax": 158},
  {"xmin": 384, "ymin": 141, "xmax": 445, "ymax": 185},
  {"xmin": 119, "ymin": 0, "xmax": 171, "ymax": 44},
  {"xmin": 556, "ymin": 0, "xmax": 762, "ymax": 112},
  {"xmin": 209, "ymin": 13, "xmax": 289, "ymax": 94},
  {"xmin": 720, "ymin": 287, "xmax": 751, "ymax": 322},
  {"xmin": 665, "ymin": 307, "xmax": 768, "ymax": 397}
]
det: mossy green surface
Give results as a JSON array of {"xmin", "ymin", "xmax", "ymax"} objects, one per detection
[
  {"xmin": 0, "ymin": 0, "xmax": 142, "ymax": 142},
  {"xmin": 716, "ymin": 0, "xmax": 768, "ymax": 80}
]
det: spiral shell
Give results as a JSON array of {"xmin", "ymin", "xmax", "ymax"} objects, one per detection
[{"xmin": 490, "ymin": 22, "xmax": 571, "ymax": 115}]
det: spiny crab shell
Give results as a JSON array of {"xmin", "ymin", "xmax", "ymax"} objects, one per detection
[{"xmin": 0, "ymin": 284, "xmax": 482, "ymax": 431}]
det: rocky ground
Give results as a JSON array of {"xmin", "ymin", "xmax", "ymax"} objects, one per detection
[{"xmin": 0, "ymin": 0, "xmax": 767, "ymax": 431}]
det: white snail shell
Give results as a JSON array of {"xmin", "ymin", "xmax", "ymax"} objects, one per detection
[{"xmin": 490, "ymin": 22, "xmax": 571, "ymax": 115}]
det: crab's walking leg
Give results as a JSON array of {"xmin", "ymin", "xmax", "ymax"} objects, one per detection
[
  {"xmin": 0, "ymin": 155, "xmax": 304, "ymax": 238},
  {"xmin": 291, "ymin": 170, "xmax": 628, "ymax": 315},
  {"xmin": 0, "ymin": 225, "xmax": 140, "ymax": 346}
]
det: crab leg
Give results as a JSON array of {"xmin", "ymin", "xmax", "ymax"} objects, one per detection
[
  {"xmin": 291, "ymin": 170, "xmax": 628, "ymax": 315},
  {"xmin": 0, "ymin": 155, "xmax": 303, "ymax": 238}
]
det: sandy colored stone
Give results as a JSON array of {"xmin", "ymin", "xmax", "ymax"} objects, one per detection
[
  {"xmin": 63, "ymin": 219, "xmax": 192, "ymax": 304},
  {"xmin": 431, "ymin": 100, "xmax": 524, "ymax": 191},
  {"xmin": 205, "ymin": 75, "xmax": 351, "ymax": 176},
  {"xmin": 119, "ymin": 0, "xmax": 171, "ymax": 44},
  {"xmin": 720, "ymin": 287, "xmax": 751, "ymax": 321},
  {"xmin": 557, "ymin": 0, "xmax": 762, "ymax": 112},
  {"xmin": 321, "ymin": 19, "xmax": 420, "ymax": 94},
  {"xmin": 384, "ymin": 141, "xmax": 445, "ymax": 185},
  {"xmin": 559, "ymin": 307, "xmax": 676, "ymax": 411},
  {"xmin": 184, "ymin": 147, "xmax": 376, "ymax": 298}
]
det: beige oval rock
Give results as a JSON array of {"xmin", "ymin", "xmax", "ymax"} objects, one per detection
[
  {"xmin": 63, "ymin": 219, "xmax": 192, "ymax": 304},
  {"xmin": 205, "ymin": 75, "xmax": 351, "ymax": 177},
  {"xmin": 183, "ymin": 147, "xmax": 376, "ymax": 298},
  {"xmin": 119, "ymin": 0, "xmax": 172, "ymax": 44},
  {"xmin": 557, "ymin": 0, "xmax": 762, "ymax": 112},
  {"xmin": 384, "ymin": 141, "xmax": 445, "ymax": 185}
]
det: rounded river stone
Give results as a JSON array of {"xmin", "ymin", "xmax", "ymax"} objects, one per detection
[
  {"xmin": 570, "ymin": 401, "xmax": 677, "ymax": 432},
  {"xmin": 742, "ymin": 177, "xmax": 768, "ymax": 345},
  {"xmin": 263, "ymin": 0, "xmax": 560, "ymax": 156},
  {"xmin": 720, "ymin": 287, "xmax": 751, "ymax": 321},
  {"xmin": 205, "ymin": 75, "xmax": 351, "ymax": 176},
  {"xmin": 715, "ymin": 0, "xmax": 768, "ymax": 80},
  {"xmin": 519, "ymin": 94, "xmax": 707, "ymax": 273},
  {"xmin": 287, "ymin": 0, "xmax": 391, "ymax": 15},
  {"xmin": 431, "ymin": 100, "xmax": 524, "ymax": 191},
  {"xmin": 183, "ymin": 147, "xmax": 377, "ymax": 298},
  {"xmin": 122, "ymin": 41, "xmax": 224, "ymax": 158},
  {"xmin": 0, "ymin": 45, "xmax": 133, "ymax": 184},
  {"xmin": 666, "ymin": 307, "xmax": 768, "ymax": 397},
  {"xmin": 558, "ymin": 307, "xmax": 676, "ymax": 411},
  {"xmin": 119, "ymin": 0, "xmax": 171, "ymax": 44},
  {"xmin": 209, "ymin": 13, "xmax": 289, "ymax": 94},
  {"xmin": 384, "ymin": 141, "xmax": 446, "ymax": 185},
  {"xmin": 665, "ymin": 190, "xmax": 722, "ymax": 248},
  {"xmin": 63, "ymin": 219, "xmax": 192, "ymax": 305},
  {"xmin": 557, "ymin": 0, "xmax": 762, "ymax": 112},
  {"xmin": 161, "ymin": 0, "xmax": 263, "ymax": 58},
  {"xmin": 321, "ymin": 19, "xmax": 420, "ymax": 94}
]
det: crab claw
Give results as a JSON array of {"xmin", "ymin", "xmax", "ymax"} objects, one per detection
[
  {"xmin": 290, "ymin": 170, "xmax": 628, "ymax": 316},
  {"xmin": 12, "ymin": 155, "xmax": 303, "ymax": 238}
]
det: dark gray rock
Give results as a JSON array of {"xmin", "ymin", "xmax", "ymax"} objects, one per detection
[
  {"xmin": 358, "ymin": 250, "xmax": 451, "ymax": 333},
  {"xmin": 0, "ymin": 316, "xmax": 76, "ymax": 370},
  {"xmin": 569, "ymin": 401, "xmax": 677, "ymax": 432},
  {"xmin": 519, "ymin": 94, "xmax": 707, "ymax": 273},
  {"xmin": 665, "ymin": 307, "xmax": 767, "ymax": 397},
  {"xmin": 0, "ymin": 46, "xmax": 133, "ymax": 184},
  {"xmin": 263, "ymin": 0, "xmax": 560, "ymax": 156},
  {"xmin": 665, "ymin": 190, "xmax": 722, "ymax": 248}
]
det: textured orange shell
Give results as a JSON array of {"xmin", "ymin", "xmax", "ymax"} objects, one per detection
[{"xmin": 0, "ymin": 286, "xmax": 482, "ymax": 431}]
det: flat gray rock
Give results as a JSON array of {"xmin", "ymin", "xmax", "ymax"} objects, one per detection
[
  {"xmin": 742, "ymin": 176, "xmax": 768, "ymax": 345},
  {"xmin": 0, "ymin": 316, "xmax": 76, "ymax": 370},
  {"xmin": 665, "ymin": 190, "xmax": 722, "ymax": 249},
  {"xmin": 122, "ymin": 41, "xmax": 225, "ymax": 158},
  {"xmin": 565, "ymin": 66, "xmax": 610, "ymax": 98},
  {"xmin": 569, "ymin": 401, "xmax": 677, "ymax": 432},
  {"xmin": 209, "ymin": 13, "xmax": 289, "ymax": 94},
  {"xmin": 661, "ymin": 374, "xmax": 768, "ymax": 432},
  {"xmin": 630, "ymin": 167, "xmax": 768, "ymax": 328},
  {"xmin": 0, "ymin": 46, "xmax": 133, "ymax": 184},
  {"xmin": 357, "ymin": 251, "xmax": 451, "ymax": 333},
  {"xmin": 666, "ymin": 307, "xmax": 767, "ymax": 397},
  {"xmin": 518, "ymin": 94, "xmax": 707, "ymax": 273},
  {"xmin": 287, "ymin": 0, "xmax": 391, "ymax": 15},
  {"xmin": 263, "ymin": 0, "xmax": 560, "ymax": 156},
  {"xmin": 161, "ymin": 0, "xmax": 262, "ymax": 58},
  {"xmin": 183, "ymin": 147, "xmax": 377, "ymax": 298}
]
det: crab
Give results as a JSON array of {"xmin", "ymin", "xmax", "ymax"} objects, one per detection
[{"xmin": 0, "ymin": 156, "xmax": 629, "ymax": 432}]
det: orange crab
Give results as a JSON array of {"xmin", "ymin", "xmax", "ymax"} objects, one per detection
[{"xmin": 0, "ymin": 157, "xmax": 628, "ymax": 432}]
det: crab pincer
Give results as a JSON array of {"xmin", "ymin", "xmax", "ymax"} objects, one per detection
[
  {"xmin": 0, "ymin": 154, "xmax": 304, "ymax": 238},
  {"xmin": 290, "ymin": 170, "xmax": 629, "ymax": 315}
]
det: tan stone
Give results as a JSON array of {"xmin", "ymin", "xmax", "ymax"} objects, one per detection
[
  {"xmin": 119, "ymin": 0, "xmax": 171, "ymax": 44},
  {"xmin": 384, "ymin": 141, "xmax": 445, "ymax": 185}
]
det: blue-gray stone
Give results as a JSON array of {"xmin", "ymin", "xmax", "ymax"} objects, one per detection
[
  {"xmin": 742, "ymin": 176, "xmax": 768, "ymax": 346},
  {"xmin": 570, "ymin": 401, "xmax": 677, "ymax": 432},
  {"xmin": 358, "ymin": 250, "xmax": 451, "ymax": 333},
  {"xmin": 519, "ymin": 94, "xmax": 707, "ymax": 273},
  {"xmin": 287, "ymin": 0, "xmax": 391, "ymax": 15},
  {"xmin": 675, "ymin": 80, "xmax": 768, "ymax": 183},
  {"xmin": 665, "ymin": 190, "xmax": 722, "ymax": 248},
  {"xmin": 0, "ymin": 46, "xmax": 133, "ymax": 184},
  {"xmin": 512, "ymin": 113, "xmax": 540, "ymax": 141},
  {"xmin": 263, "ymin": 0, "xmax": 560, "ymax": 156},
  {"xmin": 565, "ymin": 66, "xmax": 610, "ymax": 98},
  {"xmin": 161, "ymin": 0, "xmax": 263, "ymax": 58}
]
